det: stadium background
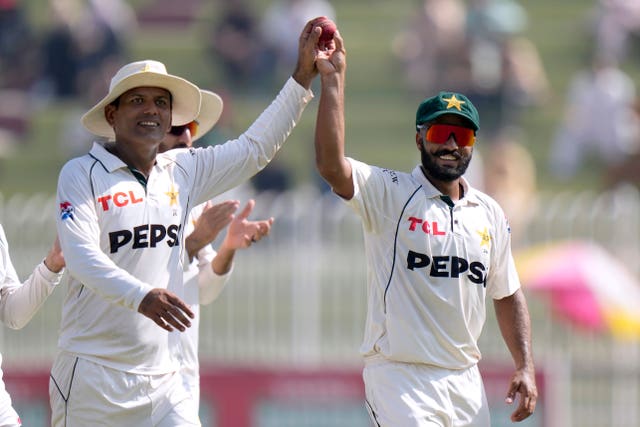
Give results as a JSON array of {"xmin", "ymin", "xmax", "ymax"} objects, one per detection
[{"xmin": 1, "ymin": 0, "xmax": 640, "ymax": 426}]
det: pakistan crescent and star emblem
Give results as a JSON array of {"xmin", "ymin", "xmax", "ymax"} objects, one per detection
[
  {"xmin": 443, "ymin": 95, "xmax": 465, "ymax": 111},
  {"xmin": 165, "ymin": 184, "xmax": 179, "ymax": 206},
  {"xmin": 476, "ymin": 227, "xmax": 491, "ymax": 248}
]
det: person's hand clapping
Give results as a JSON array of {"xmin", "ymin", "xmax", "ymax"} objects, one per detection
[
  {"xmin": 221, "ymin": 199, "xmax": 274, "ymax": 250},
  {"xmin": 186, "ymin": 200, "xmax": 240, "ymax": 259}
]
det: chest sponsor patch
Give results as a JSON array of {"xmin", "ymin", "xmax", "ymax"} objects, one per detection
[
  {"xmin": 97, "ymin": 190, "xmax": 144, "ymax": 211},
  {"xmin": 109, "ymin": 223, "xmax": 181, "ymax": 253},
  {"xmin": 407, "ymin": 216, "xmax": 446, "ymax": 235},
  {"xmin": 406, "ymin": 250, "xmax": 487, "ymax": 286}
]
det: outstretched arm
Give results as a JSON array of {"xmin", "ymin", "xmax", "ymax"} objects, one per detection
[
  {"xmin": 190, "ymin": 19, "xmax": 320, "ymax": 205},
  {"xmin": 494, "ymin": 289, "xmax": 538, "ymax": 422},
  {"xmin": 0, "ymin": 234, "xmax": 65, "ymax": 330},
  {"xmin": 314, "ymin": 28, "xmax": 352, "ymax": 199}
]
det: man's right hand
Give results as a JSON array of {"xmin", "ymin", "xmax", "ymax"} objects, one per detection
[
  {"xmin": 185, "ymin": 200, "xmax": 240, "ymax": 259},
  {"xmin": 138, "ymin": 289, "xmax": 195, "ymax": 332},
  {"xmin": 316, "ymin": 27, "xmax": 345, "ymax": 81},
  {"xmin": 292, "ymin": 17, "xmax": 327, "ymax": 89}
]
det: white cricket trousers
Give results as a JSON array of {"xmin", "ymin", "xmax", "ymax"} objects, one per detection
[
  {"xmin": 49, "ymin": 352, "xmax": 200, "ymax": 427},
  {"xmin": 0, "ymin": 373, "xmax": 21, "ymax": 427},
  {"xmin": 363, "ymin": 357, "xmax": 490, "ymax": 427}
]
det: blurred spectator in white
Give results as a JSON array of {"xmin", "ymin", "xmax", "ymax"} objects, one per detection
[
  {"xmin": 260, "ymin": 0, "xmax": 336, "ymax": 81},
  {"xmin": 604, "ymin": 97, "xmax": 640, "ymax": 190},
  {"xmin": 483, "ymin": 127, "xmax": 537, "ymax": 248},
  {"xmin": 392, "ymin": 0, "xmax": 470, "ymax": 97},
  {"xmin": 465, "ymin": 0, "xmax": 549, "ymax": 139},
  {"xmin": 500, "ymin": 36, "xmax": 549, "ymax": 111},
  {"xmin": 590, "ymin": 0, "xmax": 640, "ymax": 64},
  {"xmin": 207, "ymin": 0, "xmax": 267, "ymax": 92},
  {"xmin": 466, "ymin": 0, "xmax": 528, "ymax": 42},
  {"xmin": 549, "ymin": 53, "xmax": 640, "ymax": 180},
  {"xmin": 88, "ymin": 0, "xmax": 137, "ymax": 49}
]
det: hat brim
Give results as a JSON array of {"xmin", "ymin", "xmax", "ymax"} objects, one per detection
[
  {"xmin": 81, "ymin": 72, "xmax": 202, "ymax": 139},
  {"xmin": 192, "ymin": 90, "xmax": 224, "ymax": 142},
  {"xmin": 419, "ymin": 110, "xmax": 479, "ymax": 131}
]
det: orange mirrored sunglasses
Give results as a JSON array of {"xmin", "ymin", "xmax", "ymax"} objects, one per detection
[
  {"xmin": 169, "ymin": 120, "xmax": 199, "ymax": 137},
  {"xmin": 424, "ymin": 124, "xmax": 476, "ymax": 147}
]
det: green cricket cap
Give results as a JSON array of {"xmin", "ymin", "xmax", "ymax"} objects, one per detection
[{"xmin": 415, "ymin": 91, "xmax": 480, "ymax": 131}]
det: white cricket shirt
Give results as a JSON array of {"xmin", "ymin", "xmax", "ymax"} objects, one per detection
[
  {"xmin": 177, "ymin": 203, "xmax": 231, "ymax": 399},
  {"xmin": 56, "ymin": 78, "xmax": 312, "ymax": 374},
  {"xmin": 0, "ymin": 225, "xmax": 64, "ymax": 329},
  {"xmin": 0, "ymin": 224, "xmax": 64, "ymax": 424},
  {"xmin": 345, "ymin": 159, "xmax": 521, "ymax": 369}
]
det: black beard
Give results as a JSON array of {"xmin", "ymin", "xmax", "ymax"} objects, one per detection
[{"xmin": 420, "ymin": 146, "xmax": 472, "ymax": 182}]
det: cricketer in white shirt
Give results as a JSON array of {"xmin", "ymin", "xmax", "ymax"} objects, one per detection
[
  {"xmin": 50, "ymin": 17, "xmax": 331, "ymax": 423},
  {"xmin": 346, "ymin": 160, "xmax": 520, "ymax": 368},
  {"xmin": 313, "ymin": 32, "xmax": 537, "ymax": 425},
  {"xmin": 55, "ymin": 76, "xmax": 310, "ymax": 373},
  {"xmin": 51, "ymin": 78, "xmax": 312, "ymax": 425},
  {"xmin": 178, "ymin": 202, "xmax": 229, "ymax": 406},
  {"xmin": 0, "ymin": 225, "xmax": 64, "ymax": 427},
  {"xmin": 158, "ymin": 85, "xmax": 275, "ymax": 417}
]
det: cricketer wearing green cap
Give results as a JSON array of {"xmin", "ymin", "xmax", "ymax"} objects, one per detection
[{"xmin": 313, "ymin": 41, "xmax": 538, "ymax": 427}]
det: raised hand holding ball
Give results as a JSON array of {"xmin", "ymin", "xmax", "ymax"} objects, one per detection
[{"xmin": 317, "ymin": 17, "xmax": 336, "ymax": 43}]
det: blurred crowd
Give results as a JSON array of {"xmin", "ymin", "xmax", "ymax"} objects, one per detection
[
  {"xmin": 550, "ymin": 0, "xmax": 640, "ymax": 190},
  {"xmin": 393, "ymin": 0, "xmax": 550, "ymax": 139},
  {"xmin": 392, "ymin": 0, "xmax": 640, "ymax": 247},
  {"xmin": 1, "ymin": 0, "xmax": 640, "ymax": 223},
  {"xmin": 0, "ymin": 0, "xmax": 135, "ymax": 160},
  {"xmin": 392, "ymin": 0, "xmax": 548, "ymax": 247},
  {"xmin": 0, "ymin": 0, "xmax": 336, "ymax": 194},
  {"xmin": 0, "ymin": 0, "xmax": 134, "ymax": 100}
]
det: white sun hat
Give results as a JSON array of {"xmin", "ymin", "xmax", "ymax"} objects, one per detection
[
  {"xmin": 81, "ymin": 60, "xmax": 202, "ymax": 139},
  {"xmin": 192, "ymin": 90, "xmax": 224, "ymax": 142}
]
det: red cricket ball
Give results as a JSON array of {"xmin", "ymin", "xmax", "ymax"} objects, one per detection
[{"xmin": 317, "ymin": 17, "xmax": 336, "ymax": 42}]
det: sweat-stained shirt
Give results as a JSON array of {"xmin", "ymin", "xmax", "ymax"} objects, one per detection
[
  {"xmin": 344, "ymin": 159, "xmax": 521, "ymax": 369},
  {"xmin": 56, "ymin": 77, "xmax": 312, "ymax": 375}
]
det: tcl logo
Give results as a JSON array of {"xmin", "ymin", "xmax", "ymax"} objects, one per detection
[
  {"xmin": 97, "ymin": 191, "xmax": 144, "ymax": 211},
  {"xmin": 407, "ymin": 217, "xmax": 446, "ymax": 235}
]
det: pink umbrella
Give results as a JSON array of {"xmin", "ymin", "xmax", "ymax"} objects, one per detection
[{"xmin": 515, "ymin": 240, "xmax": 640, "ymax": 339}]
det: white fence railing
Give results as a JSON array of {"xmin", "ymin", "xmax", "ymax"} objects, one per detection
[{"xmin": 1, "ymin": 184, "xmax": 640, "ymax": 426}]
